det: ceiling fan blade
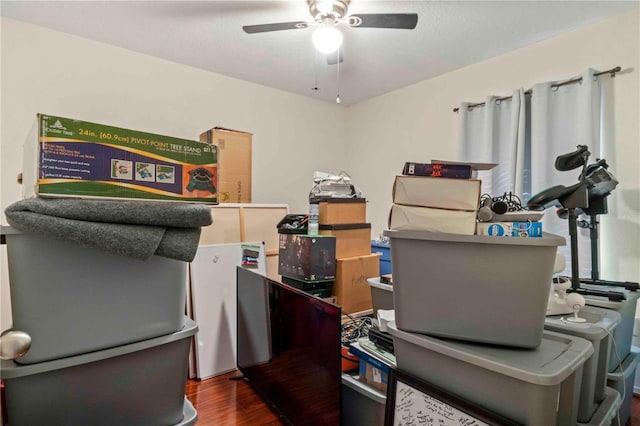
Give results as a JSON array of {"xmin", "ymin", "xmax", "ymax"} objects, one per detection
[
  {"xmin": 326, "ymin": 48, "xmax": 344, "ymax": 66},
  {"xmin": 243, "ymin": 21, "xmax": 309, "ymax": 34},
  {"xmin": 348, "ymin": 13, "xmax": 418, "ymax": 30}
]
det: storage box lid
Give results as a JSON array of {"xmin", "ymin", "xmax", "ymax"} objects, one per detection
[
  {"xmin": 370, "ymin": 242, "xmax": 390, "ymax": 249},
  {"xmin": 341, "ymin": 371, "xmax": 386, "ymax": 404},
  {"xmin": 1, "ymin": 318, "xmax": 198, "ymax": 380},
  {"xmin": 544, "ymin": 306, "xmax": 622, "ymax": 340},
  {"xmin": 581, "ymin": 387, "xmax": 621, "ymax": 425},
  {"xmin": 384, "ymin": 229, "xmax": 566, "ymax": 247},
  {"xmin": 387, "ymin": 322, "xmax": 593, "ymax": 386},
  {"xmin": 367, "ymin": 278, "xmax": 393, "ymax": 292},
  {"xmin": 319, "ymin": 223, "xmax": 371, "ymax": 231}
]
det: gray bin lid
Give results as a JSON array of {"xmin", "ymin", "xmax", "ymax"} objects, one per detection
[
  {"xmin": 383, "ymin": 229, "xmax": 566, "ymax": 247},
  {"xmin": 1, "ymin": 318, "xmax": 198, "ymax": 379},
  {"xmin": 544, "ymin": 305, "xmax": 622, "ymax": 340},
  {"xmin": 367, "ymin": 278, "xmax": 393, "ymax": 293},
  {"xmin": 607, "ymin": 349, "xmax": 640, "ymax": 381},
  {"xmin": 341, "ymin": 373, "xmax": 386, "ymax": 404},
  {"xmin": 581, "ymin": 284, "xmax": 640, "ymax": 309},
  {"xmin": 387, "ymin": 321, "xmax": 593, "ymax": 386}
]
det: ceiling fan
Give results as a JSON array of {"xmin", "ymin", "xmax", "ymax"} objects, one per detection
[{"xmin": 242, "ymin": 0, "xmax": 418, "ymax": 64}]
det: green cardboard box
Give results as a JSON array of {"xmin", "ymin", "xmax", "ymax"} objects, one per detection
[{"xmin": 23, "ymin": 113, "xmax": 218, "ymax": 203}]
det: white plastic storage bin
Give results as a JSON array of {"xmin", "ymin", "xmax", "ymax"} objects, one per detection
[
  {"xmin": 384, "ymin": 229, "xmax": 565, "ymax": 348},
  {"xmin": 3, "ymin": 226, "xmax": 187, "ymax": 364},
  {"xmin": 387, "ymin": 322, "xmax": 593, "ymax": 426},
  {"xmin": 576, "ymin": 387, "xmax": 621, "ymax": 426},
  {"xmin": 544, "ymin": 306, "xmax": 621, "ymax": 422},
  {"xmin": 367, "ymin": 278, "xmax": 394, "ymax": 315},
  {"xmin": 341, "ymin": 373, "xmax": 386, "ymax": 426},
  {"xmin": 1, "ymin": 318, "xmax": 197, "ymax": 426},
  {"xmin": 581, "ymin": 284, "xmax": 640, "ymax": 373},
  {"xmin": 607, "ymin": 349, "xmax": 640, "ymax": 426}
]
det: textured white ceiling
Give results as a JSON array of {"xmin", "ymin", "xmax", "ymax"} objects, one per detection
[{"xmin": 2, "ymin": 1, "xmax": 638, "ymax": 106}]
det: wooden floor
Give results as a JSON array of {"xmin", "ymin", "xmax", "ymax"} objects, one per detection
[
  {"xmin": 185, "ymin": 371, "xmax": 285, "ymax": 426},
  {"xmin": 186, "ymin": 372, "xmax": 640, "ymax": 425}
]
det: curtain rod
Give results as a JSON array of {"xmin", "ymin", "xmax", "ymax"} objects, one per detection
[{"xmin": 452, "ymin": 66, "xmax": 621, "ymax": 112}]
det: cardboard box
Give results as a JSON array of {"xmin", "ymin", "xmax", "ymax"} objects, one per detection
[
  {"xmin": 319, "ymin": 223, "xmax": 372, "ymax": 258},
  {"xmin": 334, "ymin": 253, "xmax": 380, "ymax": 314},
  {"xmin": 200, "ymin": 127, "xmax": 252, "ymax": 203},
  {"xmin": 476, "ymin": 221, "xmax": 543, "ymax": 238},
  {"xmin": 389, "ymin": 204, "xmax": 477, "ymax": 235},
  {"xmin": 348, "ymin": 341, "xmax": 390, "ymax": 392},
  {"xmin": 23, "ymin": 114, "xmax": 218, "ymax": 203},
  {"xmin": 278, "ymin": 234, "xmax": 336, "ymax": 282},
  {"xmin": 317, "ymin": 198, "xmax": 366, "ymax": 225},
  {"xmin": 393, "ymin": 175, "xmax": 481, "ymax": 211}
]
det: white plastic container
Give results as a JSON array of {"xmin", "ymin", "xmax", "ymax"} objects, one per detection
[
  {"xmin": 387, "ymin": 322, "xmax": 593, "ymax": 426},
  {"xmin": 3, "ymin": 226, "xmax": 187, "ymax": 364},
  {"xmin": 1, "ymin": 318, "xmax": 197, "ymax": 426},
  {"xmin": 544, "ymin": 306, "xmax": 621, "ymax": 422},
  {"xmin": 384, "ymin": 229, "xmax": 565, "ymax": 348}
]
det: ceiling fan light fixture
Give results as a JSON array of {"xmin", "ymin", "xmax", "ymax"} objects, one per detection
[
  {"xmin": 315, "ymin": 0, "xmax": 333, "ymax": 14},
  {"xmin": 312, "ymin": 22, "xmax": 343, "ymax": 54}
]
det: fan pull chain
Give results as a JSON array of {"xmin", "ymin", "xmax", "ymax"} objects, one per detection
[
  {"xmin": 336, "ymin": 53, "xmax": 341, "ymax": 104},
  {"xmin": 312, "ymin": 49, "xmax": 319, "ymax": 91}
]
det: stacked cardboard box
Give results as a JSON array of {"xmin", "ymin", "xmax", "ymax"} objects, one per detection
[{"xmin": 316, "ymin": 198, "xmax": 380, "ymax": 314}]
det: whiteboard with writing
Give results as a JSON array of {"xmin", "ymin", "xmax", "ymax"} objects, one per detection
[{"xmin": 393, "ymin": 380, "xmax": 490, "ymax": 426}]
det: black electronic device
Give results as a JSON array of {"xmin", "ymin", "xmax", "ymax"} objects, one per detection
[
  {"xmin": 368, "ymin": 326, "xmax": 394, "ymax": 354},
  {"xmin": 478, "ymin": 192, "xmax": 524, "ymax": 222},
  {"xmin": 236, "ymin": 267, "xmax": 342, "ymax": 425},
  {"xmin": 527, "ymin": 145, "xmax": 638, "ymax": 297}
]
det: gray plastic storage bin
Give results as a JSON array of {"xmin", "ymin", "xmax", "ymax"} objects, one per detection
[
  {"xmin": 581, "ymin": 284, "xmax": 640, "ymax": 373},
  {"xmin": 1, "ymin": 318, "xmax": 197, "ymax": 426},
  {"xmin": 367, "ymin": 278, "xmax": 394, "ymax": 315},
  {"xmin": 384, "ymin": 229, "xmax": 565, "ymax": 348},
  {"xmin": 3, "ymin": 226, "xmax": 187, "ymax": 364},
  {"xmin": 607, "ymin": 349, "xmax": 639, "ymax": 426},
  {"xmin": 576, "ymin": 387, "xmax": 621, "ymax": 426},
  {"xmin": 544, "ymin": 306, "xmax": 621, "ymax": 422},
  {"xmin": 387, "ymin": 322, "xmax": 593, "ymax": 426},
  {"xmin": 341, "ymin": 373, "xmax": 386, "ymax": 426}
]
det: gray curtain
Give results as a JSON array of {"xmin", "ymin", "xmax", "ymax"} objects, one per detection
[
  {"xmin": 530, "ymin": 68, "xmax": 608, "ymax": 276},
  {"xmin": 458, "ymin": 88, "xmax": 526, "ymax": 197}
]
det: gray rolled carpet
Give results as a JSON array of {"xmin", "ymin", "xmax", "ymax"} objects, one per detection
[{"xmin": 5, "ymin": 198, "xmax": 213, "ymax": 262}]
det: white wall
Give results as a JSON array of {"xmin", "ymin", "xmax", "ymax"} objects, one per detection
[
  {"xmin": 346, "ymin": 10, "xmax": 640, "ymax": 284},
  {"xmin": 0, "ymin": 18, "xmax": 348, "ymax": 329},
  {"xmin": 0, "ymin": 18, "xmax": 348, "ymax": 217}
]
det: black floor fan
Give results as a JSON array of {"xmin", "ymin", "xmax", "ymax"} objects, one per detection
[{"xmin": 527, "ymin": 145, "xmax": 639, "ymax": 301}]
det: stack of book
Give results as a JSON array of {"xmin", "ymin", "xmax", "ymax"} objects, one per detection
[{"xmin": 389, "ymin": 161, "xmax": 484, "ymax": 235}]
